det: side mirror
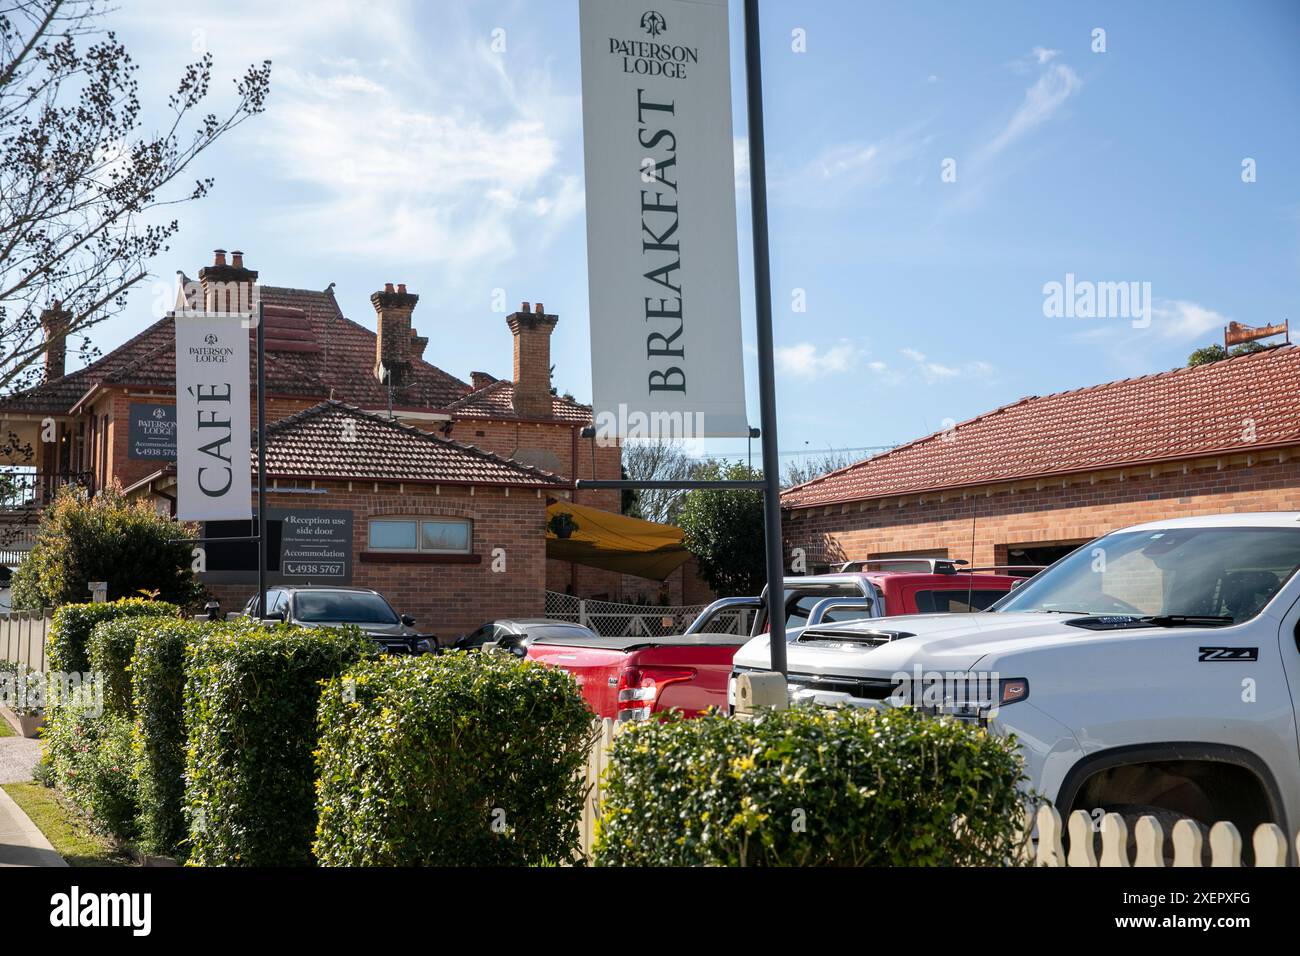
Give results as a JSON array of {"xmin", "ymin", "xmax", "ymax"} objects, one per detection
[{"xmin": 401, "ymin": 614, "xmax": 416, "ymax": 627}]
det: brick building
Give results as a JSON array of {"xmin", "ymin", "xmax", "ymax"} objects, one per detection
[
  {"xmin": 782, "ymin": 347, "xmax": 1300, "ymax": 571},
  {"xmin": 0, "ymin": 250, "xmax": 708, "ymax": 629}
]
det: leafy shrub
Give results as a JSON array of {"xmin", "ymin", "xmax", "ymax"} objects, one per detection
[
  {"xmin": 47, "ymin": 598, "xmax": 179, "ymax": 676},
  {"xmin": 88, "ymin": 619, "xmax": 145, "ymax": 717},
  {"xmin": 42, "ymin": 706, "xmax": 140, "ymax": 840},
  {"xmin": 185, "ymin": 623, "xmax": 376, "ymax": 866},
  {"xmin": 314, "ymin": 653, "xmax": 594, "ymax": 866},
  {"xmin": 11, "ymin": 483, "xmax": 201, "ymax": 611},
  {"xmin": 593, "ymin": 706, "xmax": 1034, "ymax": 866},
  {"xmin": 133, "ymin": 617, "xmax": 211, "ymax": 858}
]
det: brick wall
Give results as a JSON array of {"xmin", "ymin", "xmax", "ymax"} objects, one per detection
[
  {"xmin": 203, "ymin": 480, "xmax": 549, "ymax": 641},
  {"xmin": 784, "ymin": 450, "xmax": 1300, "ymax": 569}
]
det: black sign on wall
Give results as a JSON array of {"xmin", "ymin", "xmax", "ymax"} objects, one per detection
[
  {"xmin": 128, "ymin": 403, "xmax": 177, "ymax": 460},
  {"xmin": 200, "ymin": 508, "xmax": 353, "ymax": 585}
]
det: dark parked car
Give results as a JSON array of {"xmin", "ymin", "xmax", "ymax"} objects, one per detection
[
  {"xmin": 243, "ymin": 586, "xmax": 434, "ymax": 654},
  {"xmin": 454, "ymin": 618, "xmax": 600, "ymax": 656}
]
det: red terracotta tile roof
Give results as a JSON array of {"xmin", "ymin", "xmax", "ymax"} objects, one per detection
[
  {"xmin": 448, "ymin": 378, "xmax": 593, "ymax": 424},
  {"xmin": 264, "ymin": 400, "xmax": 569, "ymax": 487},
  {"xmin": 782, "ymin": 346, "xmax": 1300, "ymax": 509},
  {"xmin": 0, "ymin": 286, "xmax": 473, "ymax": 414}
]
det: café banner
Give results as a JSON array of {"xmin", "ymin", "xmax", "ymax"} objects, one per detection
[{"xmin": 175, "ymin": 315, "xmax": 251, "ymax": 520}]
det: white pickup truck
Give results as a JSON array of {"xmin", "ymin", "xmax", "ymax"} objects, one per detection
[{"xmin": 732, "ymin": 513, "xmax": 1300, "ymax": 840}]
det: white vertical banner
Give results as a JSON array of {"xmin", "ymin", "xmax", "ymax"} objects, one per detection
[
  {"xmin": 579, "ymin": 0, "xmax": 750, "ymax": 440},
  {"xmin": 175, "ymin": 314, "xmax": 251, "ymax": 520}
]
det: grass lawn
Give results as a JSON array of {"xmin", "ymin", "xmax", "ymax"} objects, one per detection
[
  {"xmin": 0, "ymin": 716, "xmax": 14, "ymax": 737},
  {"xmin": 2, "ymin": 783, "xmax": 135, "ymax": 866}
]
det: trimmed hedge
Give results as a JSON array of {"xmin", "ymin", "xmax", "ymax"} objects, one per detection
[
  {"xmin": 314, "ymin": 653, "xmax": 594, "ymax": 866},
  {"xmin": 184, "ymin": 623, "xmax": 377, "ymax": 866},
  {"xmin": 88, "ymin": 619, "xmax": 144, "ymax": 717},
  {"xmin": 132, "ymin": 618, "xmax": 211, "ymax": 857},
  {"xmin": 49, "ymin": 599, "xmax": 180, "ymax": 676},
  {"xmin": 593, "ymin": 706, "xmax": 1034, "ymax": 866},
  {"xmin": 42, "ymin": 706, "xmax": 140, "ymax": 840}
]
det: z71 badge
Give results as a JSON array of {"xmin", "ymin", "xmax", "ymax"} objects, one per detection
[{"xmin": 1198, "ymin": 646, "xmax": 1259, "ymax": 662}]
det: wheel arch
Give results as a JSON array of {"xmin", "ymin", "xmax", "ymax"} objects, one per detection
[{"xmin": 1055, "ymin": 741, "xmax": 1288, "ymax": 834}]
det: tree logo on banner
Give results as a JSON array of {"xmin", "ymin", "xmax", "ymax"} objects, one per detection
[{"xmin": 640, "ymin": 10, "xmax": 666, "ymax": 37}]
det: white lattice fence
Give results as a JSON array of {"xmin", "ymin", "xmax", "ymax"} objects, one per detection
[{"xmin": 544, "ymin": 590, "xmax": 747, "ymax": 638}]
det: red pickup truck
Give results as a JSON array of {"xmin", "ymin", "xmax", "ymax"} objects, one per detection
[{"xmin": 525, "ymin": 561, "xmax": 1032, "ymax": 722}]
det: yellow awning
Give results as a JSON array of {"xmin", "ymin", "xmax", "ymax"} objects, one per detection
[{"xmin": 545, "ymin": 501, "xmax": 692, "ymax": 581}]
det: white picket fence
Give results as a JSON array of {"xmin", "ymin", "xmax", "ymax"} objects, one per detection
[
  {"xmin": 1030, "ymin": 805, "xmax": 1296, "ymax": 867},
  {"xmin": 574, "ymin": 719, "xmax": 1300, "ymax": 867},
  {"xmin": 0, "ymin": 610, "xmax": 52, "ymax": 672},
  {"xmin": 578, "ymin": 718, "xmax": 619, "ymax": 862}
]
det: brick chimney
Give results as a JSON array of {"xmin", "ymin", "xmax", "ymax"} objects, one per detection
[
  {"xmin": 40, "ymin": 301, "xmax": 70, "ymax": 380},
  {"xmin": 198, "ymin": 248, "xmax": 258, "ymax": 314},
  {"xmin": 506, "ymin": 301, "xmax": 557, "ymax": 418},
  {"xmin": 371, "ymin": 282, "xmax": 420, "ymax": 386}
]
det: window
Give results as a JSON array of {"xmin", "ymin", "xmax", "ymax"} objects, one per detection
[
  {"xmin": 368, "ymin": 517, "xmax": 472, "ymax": 554},
  {"xmin": 293, "ymin": 590, "xmax": 399, "ymax": 625},
  {"xmin": 994, "ymin": 527, "xmax": 1300, "ymax": 624},
  {"xmin": 915, "ymin": 589, "xmax": 1010, "ymax": 613},
  {"xmin": 421, "ymin": 518, "xmax": 471, "ymax": 553}
]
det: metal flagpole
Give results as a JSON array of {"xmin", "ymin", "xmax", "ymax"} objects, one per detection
[
  {"xmin": 256, "ymin": 300, "xmax": 268, "ymax": 619},
  {"xmin": 742, "ymin": 0, "xmax": 787, "ymax": 674}
]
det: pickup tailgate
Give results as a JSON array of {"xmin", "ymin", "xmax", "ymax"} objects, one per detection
[{"xmin": 526, "ymin": 633, "xmax": 752, "ymax": 720}]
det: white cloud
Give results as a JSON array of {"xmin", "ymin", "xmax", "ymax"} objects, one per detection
[
  {"xmin": 1151, "ymin": 299, "xmax": 1227, "ymax": 340},
  {"xmin": 977, "ymin": 61, "xmax": 1082, "ymax": 162},
  {"xmin": 776, "ymin": 340, "xmax": 868, "ymax": 378},
  {"xmin": 899, "ymin": 348, "xmax": 995, "ymax": 384},
  {"xmin": 120, "ymin": 0, "xmax": 583, "ymax": 271}
]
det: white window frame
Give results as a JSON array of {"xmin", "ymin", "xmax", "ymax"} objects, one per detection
[{"xmin": 367, "ymin": 516, "xmax": 473, "ymax": 555}]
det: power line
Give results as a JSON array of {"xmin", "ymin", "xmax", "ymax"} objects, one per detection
[{"xmin": 688, "ymin": 444, "xmax": 897, "ymax": 460}]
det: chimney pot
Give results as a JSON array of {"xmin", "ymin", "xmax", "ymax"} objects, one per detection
[
  {"xmin": 397, "ymin": 283, "xmax": 407, "ymax": 294},
  {"xmin": 506, "ymin": 304, "xmax": 559, "ymax": 418},
  {"xmin": 231, "ymin": 250, "xmax": 243, "ymax": 268},
  {"xmin": 521, "ymin": 301, "xmax": 530, "ymax": 313},
  {"xmin": 40, "ymin": 301, "xmax": 70, "ymax": 380},
  {"xmin": 371, "ymin": 284, "xmax": 420, "ymax": 387},
  {"xmin": 213, "ymin": 249, "xmax": 227, "ymax": 266}
]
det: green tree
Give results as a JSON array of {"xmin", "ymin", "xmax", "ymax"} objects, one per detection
[
  {"xmin": 10, "ymin": 483, "xmax": 201, "ymax": 609},
  {"xmin": 676, "ymin": 460, "xmax": 766, "ymax": 596},
  {"xmin": 1187, "ymin": 341, "xmax": 1269, "ymax": 367}
]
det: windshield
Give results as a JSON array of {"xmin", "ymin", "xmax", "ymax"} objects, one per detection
[
  {"xmin": 293, "ymin": 591, "xmax": 400, "ymax": 625},
  {"xmin": 992, "ymin": 526, "xmax": 1300, "ymax": 623}
]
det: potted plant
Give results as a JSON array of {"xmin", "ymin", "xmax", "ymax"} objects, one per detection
[{"xmin": 547, "ymin": 512, "xmax": 579, "ymax": 540}]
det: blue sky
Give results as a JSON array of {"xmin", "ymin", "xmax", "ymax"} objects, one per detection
[{"xmin": 91, "ymin": 0, "xmax": 1300, "ymax": 465}]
